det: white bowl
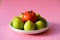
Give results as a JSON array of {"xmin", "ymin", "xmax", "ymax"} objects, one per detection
[{"xmin": 9, "ymin": 21, "xmax": 50, "ymax": 34}]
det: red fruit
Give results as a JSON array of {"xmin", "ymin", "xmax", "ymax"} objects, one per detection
[
  {"xmin": 22, "ymin": 10, "xmax": 37, "ymax": 23},
  {"xmin": 22, "ymin": 13, "xmax": 32, "ymax": 22},
  {"xmin": 31, "ymin": 11, "xmax": 37, "ymax": 22}
]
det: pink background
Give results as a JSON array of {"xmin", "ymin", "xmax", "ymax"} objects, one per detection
[{"xmin": 0, "ymin": 0, "xmax": 60, "ymax": 40}]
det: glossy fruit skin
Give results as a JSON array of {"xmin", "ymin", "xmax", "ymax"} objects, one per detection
[
  {"xmin": 12, "ymin": 16, "xmax": 24, "ymax": 29},
  {"xmin": 22, "ymin": 13, "xmax": 32, "ymax": 22},
  {"xmin": 35, "ymin": 21, "xmax": 45, "ymax": 30},
  {"xmin": 24, "ymin": 20, "xmax": 35, "ymax": 31},
  {"xmin": 31, "ymin": 12, "xmax": 37, "ymax": 23},
  {"xmin": 22, "ymin": 10, "xmax": 37, "ymax": 23}
]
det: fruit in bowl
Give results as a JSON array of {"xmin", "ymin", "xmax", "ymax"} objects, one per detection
[
  {"xmin": 9, "ymin": 10, "xmax": 50, "ymax": 34},
  {"xmin": 12, "ymin": 16, "xmax": 24, "ymax": 29},
  {"xmin": 35, "ymin": 21, "xmax": 45, "ymax": 30},
  {"xmin": 22, "ymin": 10, "xmax": 37, "ymax": 23},
  {"xmin": 24, "ymin": 20, "xmax": 35, "ymax": 31}
]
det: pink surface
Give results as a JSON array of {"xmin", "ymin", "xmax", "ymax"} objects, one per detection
[{"xmin": 0, "ymin": 0, "xmax": 60, "ymax": 40}]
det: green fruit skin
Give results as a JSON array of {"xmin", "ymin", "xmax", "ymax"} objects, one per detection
[
  {"xmin": 36, "ymin": 13, "xmax": 47, "ymax": 25},
  {"xmin": 19, "ymin": 13, "xmax": 23, "ymax": 18},
  {"xmin": 36, "ymin": 13, "xmax": 41, "ymax": 18},
  {"xmin": 36, "ymin": 13, "xmax": 47, "ymax": 27},
  {"xmin": 12, "ymin": 16, "xmax": 24, "ymax": 29},
  {"xmin": 38, "ymin": 17, "xmax": 47, "ymax": 26},
  {"xmin": 35, "ymin": 21, "xmax": 45, "ymax": 30},
  {"xmin": 24, "ymin": 20, "xmax": 35, "ymax": 31}
]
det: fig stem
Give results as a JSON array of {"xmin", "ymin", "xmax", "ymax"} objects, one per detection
[
  {"xmin": 28, "ymin": 10, "xmax": 32, "ymax": 13},
  {"xmin": 22, "ymin": 13, "xmax": 23, "ymax": 14}
]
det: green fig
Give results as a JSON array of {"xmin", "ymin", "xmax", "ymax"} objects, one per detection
[
  {"xmin": 38, "ymin": 17, "xmax": 47, "ymax": 26},
  {"xmin": 19, "ymin": 13, "xmax": 23, "ymax": 18},
  {"xmin": 24, "ymin": 20, "xmax": 35, "ymax": 31},
  {"xmin": 35, "ymin": 21, "xmax": 45, "ymax": 30},
  {"xmin": 36, "ymin": 13, "xmax": 41, "ymax": 21},
  {"xmin": 36, "ymin": 13, "xmax": 41, "ymax": 18},
  {"xmin": 36, "ymin": 13, "xmax": 47, "ymax": 25},
  {"xmin": 12, "ymin": 16, "xmax": 24, "ymax": 29}
]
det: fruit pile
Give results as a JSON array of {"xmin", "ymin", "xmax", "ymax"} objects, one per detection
[{"xmin": 10, "ymin": 10, "xmax": 47, "ymax": 31}]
